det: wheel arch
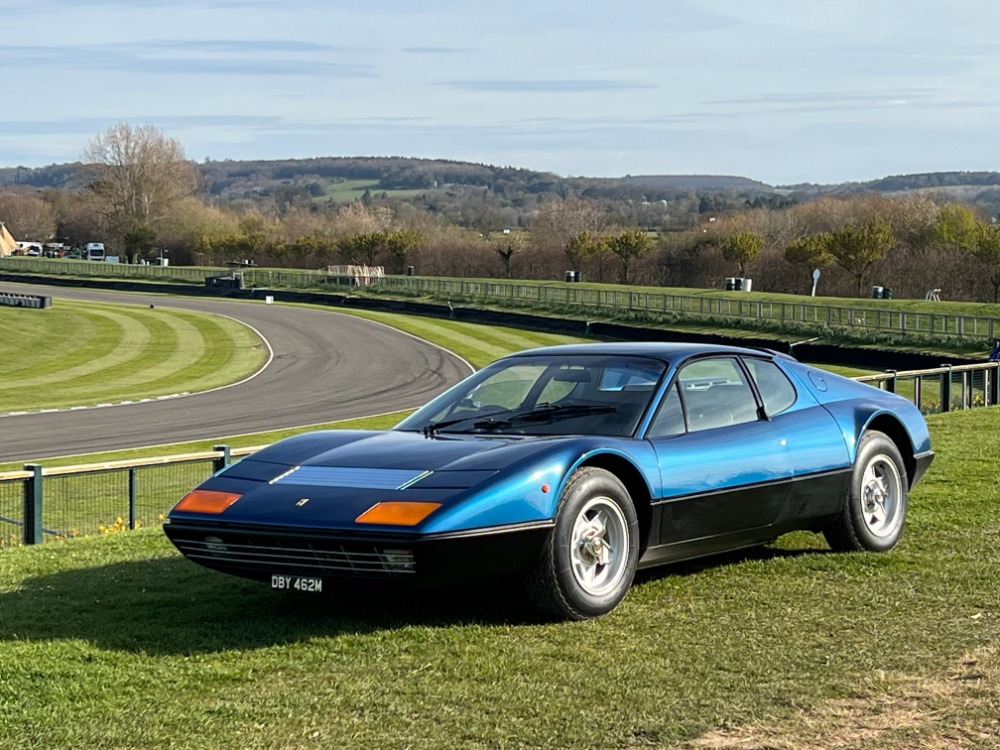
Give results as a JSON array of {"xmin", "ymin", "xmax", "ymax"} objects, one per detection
[
  {"xmin": 863, "ymin": 413, "xmax": 916, "ymax": 489},
  {"xmin": 575, "ymin": 453, "xmax": 654, "ymax": 555}
]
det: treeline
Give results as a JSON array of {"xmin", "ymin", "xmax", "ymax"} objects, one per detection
[{"xmin": 3, "ymin": 139, "xmax": 1000, "ymax": 304}]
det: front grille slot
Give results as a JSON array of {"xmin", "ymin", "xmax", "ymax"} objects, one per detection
[{"xmin": 171, "ymin": 532, "xmax": 416, "ymax": 577}]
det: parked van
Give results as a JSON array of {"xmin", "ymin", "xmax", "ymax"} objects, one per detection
[{"xmin": 86, "ymin": 242, "xmax": 106, "ymax": 261}]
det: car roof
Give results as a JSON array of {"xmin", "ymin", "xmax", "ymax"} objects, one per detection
[{"xmin": 505, "ymin": 341, "xmax": 792, "ymax": 362}]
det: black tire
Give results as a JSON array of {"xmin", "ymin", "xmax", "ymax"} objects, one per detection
[
  {"xmin": 824, "ymin": 430, "xmax": 908, "ymax": 552},
  {"xmin": 524, "ymin": 467, "xmax": 639, "ymax": 620}
]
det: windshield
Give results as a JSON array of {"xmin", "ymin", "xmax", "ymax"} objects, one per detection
[{"xmin": 396, "ymin": 354, "xmax": 667, "ymax": 437}]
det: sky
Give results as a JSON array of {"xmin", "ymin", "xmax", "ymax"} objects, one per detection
[{"xmin": 1, "ymin": 0, "xmax": 999, "ymax": 185}]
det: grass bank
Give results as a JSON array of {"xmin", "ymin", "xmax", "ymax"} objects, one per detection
[
  {"xmin": 0, "ymin": 299, "xmax": 268, "ymax": 414},
  {"xmin": 0, "ymin": 407, "xmax": 997, "ymax": 749}
]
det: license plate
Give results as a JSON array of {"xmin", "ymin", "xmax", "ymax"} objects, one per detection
[{"xmin": 271, "ymin": 574, "xmax": 323, "ymax": 593}]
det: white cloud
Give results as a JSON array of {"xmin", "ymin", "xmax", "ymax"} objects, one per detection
[{"xmin": 1, "ymin": 0, "xmax": 999, "ymax": 182}]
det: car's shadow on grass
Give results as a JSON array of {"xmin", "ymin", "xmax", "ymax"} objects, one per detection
[
  {"xmin": 0, "ymin": 555, "xmax": 547, "ymax": 654},
  {"xmin": 634, "ymin": 542, "xmax": 833, "ymax": 584},
  {"xmin": 0, "ymin": 543, "xmax": 832, "ymax": 654}
]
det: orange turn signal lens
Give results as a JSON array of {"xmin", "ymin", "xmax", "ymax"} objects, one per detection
[
  {"xmin": 355, "ymin": 501, "xmax": 442, "ymax": 526},
  {"xmin": 175, "ymin": 489, "xmax": 242, "ymax": 514}
]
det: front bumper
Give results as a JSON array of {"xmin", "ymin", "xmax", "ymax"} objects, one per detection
[
  {"xmin": 164, "ymin": 519, "xmax": 553, "ymax": 586},
  {"xmin": 911, "ymin": 450, "xmax": 934, "ymax": 488}
]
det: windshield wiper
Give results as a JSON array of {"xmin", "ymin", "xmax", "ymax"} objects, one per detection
[
  {"xmin": 421, "ymin": 403, "xmax": 617, "ymax": 437},
  {"xmin": 472, "ymin": 403, "xmax": 617, "ymax": 430},
  {"xmin": 421, "ymin": 413, "xmax": 483, "ymax": 437}
]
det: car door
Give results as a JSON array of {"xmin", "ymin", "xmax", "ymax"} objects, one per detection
[
  {"xmin": 742, "ymin": 357, "xmax": 852, "ymax": 523},
  {"xmin": 645, "ymin": 356, "xmax": 793, "ymax": 547}
]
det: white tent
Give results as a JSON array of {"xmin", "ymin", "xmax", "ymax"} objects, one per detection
[{"xmin": 0, "ymin": 222, "xmax": 17, "ymax": 257}]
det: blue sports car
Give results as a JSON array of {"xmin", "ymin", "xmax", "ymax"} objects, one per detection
[{"xmin": 165, "ymin": 342, "xmax": 934, "ymax": 619}]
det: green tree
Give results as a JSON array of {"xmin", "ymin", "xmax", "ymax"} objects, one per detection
[
  {"xmin": 929, "ymin": 203, "xmax": 978, "ymax": 251},
  {"xmin": 971, "ymin": 221, "xmax": 1000, "ymax": 302},
  {"xmin": 720, "ymin": 231, "xmax": 764, "ymax": 276},
  {"xmin": 826, "ymin": 218, "xmax": 896, "ymax": 296},
  {"xmin": 337, "ymin": 228, "xmax": 422, "ymax": 270},
  {"xmin": 603, "ymin": 229, "xmax": 652, "ymax": 284},
  {"xmin": 123, "ymin": 223, "xmax": 157, "ymax": 261},
  {"xmin": 784, "ymin": 233, "xmax": 833, "ymax": 293},
  {"xmin": 338, "ymin": 231, "xmax": 384, "ymax": 266},
  {"xmin": 565, "ymin": 230, "xmax": 601, "ymax": 270},
  {"xmin": 383, "ymin": 229, "xmax": 422, "ymax": 273}
]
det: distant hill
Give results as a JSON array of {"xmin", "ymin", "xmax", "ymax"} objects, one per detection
[
  {"xmin": 3, "ymin": 157, "xmax": 1000, "ymax": 210},
  {"xmin": 0, "ymin": 157, "xmax": 773, "ymax": 197},
  {"xmin": 622, "ymin": 174, "xmax": 773, "ymax": 192},
  {"xmin": 780, "ymin": 171, "xmax": 1000, "ymax": 194}
]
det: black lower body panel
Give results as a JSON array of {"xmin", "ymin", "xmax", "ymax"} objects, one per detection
[{"xmin": 164, "ymin": 519, "xmax": 552, "ymax": 587}]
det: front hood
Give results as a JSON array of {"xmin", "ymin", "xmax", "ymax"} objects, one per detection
[
  {"xmin": 233, "ymin": 429, "xmax": 579, "ymax": 474},
  {"xmin": 183, "ymin": 429, "xmax": 606, "ymax": 531}
]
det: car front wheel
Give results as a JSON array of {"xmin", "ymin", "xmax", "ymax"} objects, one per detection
[
  {"xmin": 824, "ymin": 430, "xmax": 908, "ymax": 553},
  {"xmin": 525, "ymin": 467, "xmax": 639, "ymax": 620}
]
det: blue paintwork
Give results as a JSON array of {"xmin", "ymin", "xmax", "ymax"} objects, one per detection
[{"xmin": 167, "ymin": 341, "xmax": 934, "ymax": 579}]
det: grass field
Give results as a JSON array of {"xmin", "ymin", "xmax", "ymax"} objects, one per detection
[
  {"xmin": 0, "ymin": 296, "xmax": 996, "ymax": 748},
  {"xmin": 0, "ymin": 300, "xmax": 268, "ymax": 413},
  {"xmin": 321, "ymin": 178, "xmax": 433, "ymax": 202},
  {"xmin": 0, "ymin": 406, "xmax": 997, "ymax": 749}
]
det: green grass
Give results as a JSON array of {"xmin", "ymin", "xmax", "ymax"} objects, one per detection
[
  {"xmin": 320, "ymin": 178, "xmax": 433, "ymax": 202},
  {"xmin": 0, "ymin": 300, "xmax": 269, "ymax": 413},
  {"xmin": 0, "ymin": 408, "xmax": 997, "ymax": 749},
  {"xmin": 0, "ymin": 294, "xmax": 994, "ymax": 747}
]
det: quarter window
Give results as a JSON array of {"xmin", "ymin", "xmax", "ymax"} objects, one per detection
[{"xmin": 647, "ymin": 385, "xmax": 685, "ymax": 438}]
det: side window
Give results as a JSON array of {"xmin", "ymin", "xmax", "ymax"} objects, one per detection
[
  {"xmin": 745, "ymin": 358, "xmax": 797, "ymax": 416},
  {"xmin": 678, "ymin": 357, "xmax": 759, "ymax": 432},
  {"xmin": 647, "ymin": 385, "xmax": 685, "ymax": 438}
]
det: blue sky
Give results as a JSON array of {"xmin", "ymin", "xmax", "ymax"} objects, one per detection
[{"xmin": 1, "ymin": 0, "xmax": 998, "ymax": 185}]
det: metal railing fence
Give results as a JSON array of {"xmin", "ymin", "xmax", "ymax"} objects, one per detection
[
  {"xmin": 0, "ymin": 445, "xmax": 258, "ymax": 548},
  {"xmin": 374, "ymin": 277, "xmax": 1000, "ymax": 343},
  {"xmin": 2, "ymin": 258, "xmax": 999, "ymax": 343},
  {"xmin": 855, "ymin": 361, "xmax": 999, "ymax": 414}
]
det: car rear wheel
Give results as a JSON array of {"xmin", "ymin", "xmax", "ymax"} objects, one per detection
[
  {"xmin": 524, "ymin": 467, "xmax": 639, "ymax": 620},
  {"xmin": 824, "ymin": 430, "xmax": 908, "ymax": 553}
]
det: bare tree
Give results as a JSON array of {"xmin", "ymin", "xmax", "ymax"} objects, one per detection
[
  {"xmin": 529, "ymin": 198, "xmax": 608, "ymax": 254},
  {"xmin": 0, "ymin": 192, "xmax": 57, "ymax": 241},
  {"xmin": 494, "ymin": 231, "xmax": 527, "ymax": 278},
  {"xmin": 85, "ymin": 123, "xmax": 198, "ymax": 260}
]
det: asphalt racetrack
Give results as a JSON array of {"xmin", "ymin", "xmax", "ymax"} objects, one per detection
[{"xmin": 0, "ymin": 282, "xmax": 472, "ymax": 463}]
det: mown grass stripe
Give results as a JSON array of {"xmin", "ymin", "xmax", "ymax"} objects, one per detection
[
  {"xmin": 0, "ymin": 307, "xmax": 97, "ymax": 377},
  {"xmin": 0, "ymin": 309, "xmax": 158, "ymax": 395},
  {"xmin": 0, "ymin": 307, "xmax": 124, "ymax": 383},
  {"xmin": 0, "ymin": 302, "xmax": 267, "ymax": 413},
  {"xmin": 0, "ymin": 308, "xmax": 141, "ymax": 392}
]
